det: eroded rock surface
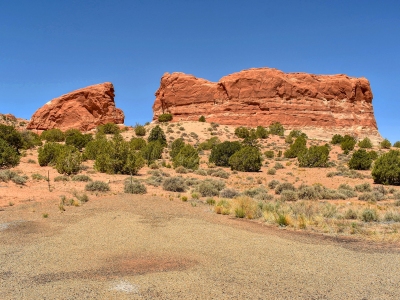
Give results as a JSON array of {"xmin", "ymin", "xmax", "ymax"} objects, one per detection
[
  {"xmin": 27, "ymin": 83, "xmax": 124, "ymax": 132},
  {"xmin": 153, "ymin": 68, "xmax": 381, "ymax": 141}
]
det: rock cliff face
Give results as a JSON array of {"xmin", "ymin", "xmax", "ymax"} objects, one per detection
[
  {"xmin": 153, "ymin": 68, "xmax": 381, "ymax": 141},
  {"xmin": 27, "ymin": 83, "xmax": 124, "ymax": 132}
]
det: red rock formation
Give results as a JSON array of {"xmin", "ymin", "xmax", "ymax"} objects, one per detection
[
  {"xmin": 153, "ymin": 68, "xmax": 381, "ymax": 141},
  {"xmin": 27, "ymin": 83, "xmax": 124, "ymax": 132}
]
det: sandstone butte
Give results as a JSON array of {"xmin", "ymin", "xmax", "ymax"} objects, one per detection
[
  {"xmin": 153, "ymin": 67, "xmax": 382, "ymax": 142},
  {"xmin": 27, "ymin": 82, "xmax": 124, "ymax": 132}
]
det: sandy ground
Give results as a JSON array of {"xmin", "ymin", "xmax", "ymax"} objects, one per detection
[{"xmin": 1, "ymin": 194, "xmax": 400, "ymax": 299}]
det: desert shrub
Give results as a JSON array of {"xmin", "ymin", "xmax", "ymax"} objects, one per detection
[
  {"xmin": 348, "ymin": 149, "xmax": 373, "ymax": 170},
  {"xmin": 20, "ymin": 130, "xmax": 42, "ymax": 149},
  {"xmin": 134, "ymin": 124, "xmax": 146, "ymax": 136},
  {"xmin": 194, "ymin": 169, "xmax": 207, "ymax": 176},
  {"xmin": 83, "ymin": 137, "xmax": 111, "ymax": 160},
  {"xmin": 372, "ymin": 150, "xmax": 400, "ymax": 185},
  {"xmin": 198, "ymin": 137, "xmax": 220, "ymax": 151},
  {"xmin": 97, "ymin": 123, "xmax": 120, "ymax": 134},
  {"xmin": 11, "ymin": 174, "xmax": 27, "ymax": 185},
  {"xmin": 173, "ymin": 144, "xmax": 199, "ymax": 170},
  {"xmin": 331, "ymin": 134, "xmax": 344, "ymax": 145},
  {"xmin": 243, "ymin": 186, "xmax": 272, "ymax": 201},
  {"xmin": 65, "ymin": 129, "xmax": 93, "ymax": 150},
  {"xmin": 241, "ymin": 131, "xmax": 260, "ymax": 148},
  {"xmin": 255, "ymin": 126, "xmax": 268, "ymax": 139},
  {"xmin": 31, "ymin": 173, "xmax": 47, "ymax": 181},
  {"xmin": 268, "ymin": 180, "xmax": 280, "ymax": 189},
  {"xmin": 380, "ymin": 138, "xmax": 392, "ymax": 149},
  {"xmin": 174, "ymin": 166, "xmax": 188, "ymax": 174},
  {"xmin": 393, "ymin": 141, "xmax": 400, "ymax": 148},
  {"xmin": 54, "ymin": 175, "xmax": 70, "ymax": 182},
  {"xmin": 338, "ymin": 187, "xmax": 357, "ymax": 198},
  {"xmin": 275, "ymin": 182, "xmax": 296, "ymax": 194},
  {"xmin": 124, "ymin": 151, "xmax": 146, "ymax": 175},
  {"xmin": 233, "ymin": 196, "xmax": 260, "ymax": 219},
  {"xmin": 85, "ymin": 180, "xmax": 110, "ymax": 192},
  {"xmin": 72, "ymin": 175, "xmax": 92, "ymax": 182},
  {"xmin": 368, "ymin": 150, "xmax": 378, "ymax": 161},
  {"xmin": 147, "ymin": 125, "xmax": 167, "ymax": 145},
  {"xmin": 146, "ymin": 175, "xmax": 164, "ymax": 187},
  {"xmin": 287, "ymin": 130, "xmax": 307, "ymax": 140},
  {"xmin": 170, "ymin": 138, "xmax": 185, "ymax": 159},
  {"xmin": 358, "ymin": 137, "xmax": 373, "ymax": 149},
  {"xmin": 215, "ymin": 199, "xmax": 231, "ymax": 215},
  {"xmin": 124, "ymin": 179, "xmax": 147, "ymax": 194},
  {"xmin": 38, "ymin": 142, "xmax": 63, "ymax": 166},
  {"xmin": 141, "ymin": 141, "xmax": 164, "ymax": 166},
  {"xmin": 219, "ymin": 188, "xmax": 239, "ymax": 199},
  {"xmin": 158, "ymin": 113, "xmax": 173, "ymax": 122},
  {"xmin": 55, "ymin": 146, "xmax": 82, "ymax": 175},
  {"xmin": 297, "ymin": 185, "xmax": 320, "ymax": 200},
  {"xmin": 274, "ymin": 162, "xmax": 284, "ymax": 170},
  {"xmin": 234, "ymin": 126, "xmax": 250, "ymax": 138},
  {"xmin": 280, "ymin": 190, "xmax": 298, "ymax": 202},
  {"xmin": 340, "ymin": 135, "xmax": 357, "ymax": 154},
  {"xmin": 361, "ymin": 208, "xmax": 378, "ymax": 222},
  {"xmin": 284, "ymin": 136, "xmax": 307, "ymax": 158},
  {"xmin": 130, "ymin": 137, "xmax": 147, "ymax": 150},
  {"xmin": 264, "ymin": 150, "xmax": 274, "ymax": 159},
  {"xmin": 0, "ymin": 170, "xmax": 17, "ymax": 182},
  {"xmin": 0, "ymin": 138, "xmax": 20, "ymax": 168},
  {"xmin": 163, "ymin": 176, "xmax": 186, "ymax": 192},
  {"xmin": 298, "ymin": 145, "xmax": 330, "ymax": 168},
  {"xmin": 210, "ymin": 168, "xmax": 230, "ymax": 179},
  {"xmin": 355, "ymin": 182, "xmax": 372, "ymax": 192},
  {"xmin": 41, "ymin": 128, "xmax": 65, "ymax": 142},
  {"xmin": 198, "ymin": 115, "xmax": 206, "ymax": 122},
  {"xmin": 358, "ymin": 191, "xmax": 385, "ymax": 202},
  {"xmin": 0, "ymin": 124, "xmax": 24, "ymax": 152},
  {"xmin": 209, "ymin": 141, "xmax": 241, "ymax": 167},
  {"xmin": 344, "ymin": 209, "xmax": 358, "ymax": 220},
  {"xmin": 268, "ymin": 122, "xmax": 284, "ymax": 136},
  {"xmin": 229, "ymin": 146, "xmax": 262, "ymax": 172},
  {"xmin": 384, "ymin": 211, "xmax": 400, "ymax": 222},
  {"xmin": 267, "ymin": 168, "xmax": 276, "ymax": 175},
  {"xmin": 197, "ymin": 179, "xmax": 225, "ymax": 197}
]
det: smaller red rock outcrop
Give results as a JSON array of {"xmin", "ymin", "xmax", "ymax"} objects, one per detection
[{"xmin": 27, "ymin": 83, "xmax": 124, "ymax": 132}]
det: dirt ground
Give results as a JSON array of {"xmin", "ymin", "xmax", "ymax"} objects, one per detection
[{"xmin": 1, "ymin": 193, "xmax": 400, "ymax": 299}]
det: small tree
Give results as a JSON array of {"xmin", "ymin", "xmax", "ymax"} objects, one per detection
[
  {"xmin": 331, "ymin": 134, "xmax": 344, "ymax": 145},
  {"xmin": 0, "ymin": 124, "xmax": 24, "ymax": 153},
  {"xmin": 97, "ymin": 123, "xmax": 120, "ymax": 134},
  {"xmin": 65, "ymin": 129, "xmax": 93, "ymax": 150},
  {"xmin": 170, "ymin": 138, "xmax": 185, "ymax": 160},
  {"xmin": 255, "ymin": 126, "xmax": 268, "ymax": 139},
  {"xmin": 172, "ymin": 144, "xmax": 200, "ymax": 170},
  {"xmin": 41, "ymin": 128, "xmax": 65, "ymax": 142},
  {"xmin": 158, "ymin": 113, "xmax": 173, "ymax": 122},
  {"xmin": 348, "ymin": 149, "xmax": 373, "ymax": 170},
  {"xmin": 380, "ymin": 138, "xmax": 392, "ymax": 149},
  {"xmin": 340, "ymin": 135, "xmax": 356, "ymax": 154},
  {"xmin": 298, "ymin": 145, "xmax": 330, "ymax": 168},
  {"xmin": 0, "ymin": 138, "xmax": 20, "ymax": 168},
  {"xmin": 134, "ymin": 124, "xmax": 146, "ymax": 136},
  {"xmin": 124, "ymin": 151, "xmax": 145, "ymax": 175},
  {"xmin": 55, "ymin": 146, "xmax": 82, "ymax": 175},
  {"xmin": 209, "ymin": 141, "xmax": 241, "ymax": 167},
  {"xmin": 141, "ymin": 141, "xmax": 164, "ymax": 166},
  {"xmin": 130, "ymin": 137, "xmax": 147, "ymax": 150},
  {"xmin": 268, "ymin": 122, "xmax": 284, "ymax": 136},
  {"xmin": 372, "ymin": 150, "xmax": 400, "ymax": 185},
  {"xmin": 234, "ymin": 126, "xmax": 250, "ymax": 138},
  {"xmin": 38, "ymin": 142, "xmax": 63, "ymax": 166},
  {"xmin": 229, "ymin": 146, "xmax": 262, "ymax": 172},
  {"xmin": 148, "ymin": 125, "xmax": 166, "ymax": 146},
  {"xmin": 358, "ymin": 137, "xmax": 373, "ymax": 149},
  {"xmin": 198, "ymin": 115, "xmax": 206, "ymax": 122},
  {"xmin": 284, "ymin": 136, "xmax": 307, "ymax": 158}
]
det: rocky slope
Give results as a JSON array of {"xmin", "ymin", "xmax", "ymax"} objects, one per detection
[
  {"xmin": 27, "ymin": 82, "xmax": 124, "ymax": 132},
  {"xmin": 153, "ymin": 68, "xmax": 382, "ymax": 142}
]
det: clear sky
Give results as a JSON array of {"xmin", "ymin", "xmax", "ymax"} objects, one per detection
[{"xmin": 1, "ymin": 0, "xmax": 399, "ymax": 141}]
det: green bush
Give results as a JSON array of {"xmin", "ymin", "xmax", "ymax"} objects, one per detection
[
  {"xmin": 284, "ymin": 136, "xmax": 307, "ymax": 158},
  {"xmin": 268, "ymin": 122, "xmax": 284, "ymax": 136},
  {"xmin": 355, "ymin": 182, "xmax": 372, "ymax": 192},
  {"xmin": 158, "ymin": 113, "xmax": 173, "ymax": 122},
  {"xmin": 275, "ymin": 182, "xmax": 296, "ymax": 194},
  {"xmin": 358, "ymin": 137, "xmax": 373, "ymax": 149},
  {"xmin": 0, "ymin": 138, "xmax": 20, "ymax": 168},
  {"xmin": 229, "ymin": 146, "xmax": 262, "ymax": 172},
  {"xmin": 0, "ymin": 124, "xmax": 24, "ymax": 152},
  {"xmin": 85, "ymin": 180, "xmax": 110, "ymax": 192},
  {"xmin": 20, "ymin": 130, "xmax": 42, "ymax": 149},
  {"xmin": 255, "ymin": 126, "xmax": 268, "ymax": 139},
  {"xmin": 264, "ymin": 150, "xmax": 274, "ymax": 159},
  {"xmin": 141, "ymin": 141, "xmax": 164, "ymax": 166},
  {"xmin": 372, "ymin": 150, "xmax": 400, "ymax": 185},
  {"xmin": 267, "ymin": 168, "xmax": 276, "ymax": 175},
  {"xmin": 162, "ymin": 176, "xmax": 186, "ymax": 192},
  {"xmin": 361, "ymin": 208, "xmax": 378, "ymax": 222},
  {"xmin": 298, "ymin": 145, "xmax": 330, "ymax": 168},
  {"xmin": 198, "ymin": 179, "xmax": 225, "ymax": 197},
  {"xmin": 148, "ymin": 125, "xmax": 166, "ymax": 145},
  {"xmin": 199, "ymin": 115, "xmax": 206, "ymax": 122},
  {"xmin": 130, "ymin": 137, "xmax": 147, "ymax": 150},
  {"xmin": 209, "ymin": 141, "xmax": 241, "ymax": 167},
  {"xmin": 124, "ymin": 179, "xmax": 147, "ymax": 194},
  {"xmin": 54, "ymin": 175, "xmax": 70, "ymax": 182},
  {"xmin": 134, "ymin": 124, "xmax": 146, "ymax": 136},
  {"xmin": 380, "ymin": 138, "xmax": 392, "ymax": 149},
  {"xmin": 55, "ymin": 146, "xmax": 82, "ymax": 175},
  {"xmin": 348, "ymin": 149, "xmax": 373, "ymax": 170},
  {"xmin": 197, "ymin": 137, "xmax": 220, "ymax": 151},
  {"xmin": 340, "ymin": 135, "xmax": 356, "ymax": 154},
  {"xmin": 287, "ymin": 130, "xmax": 307, "ymax": 140},
  {"xmin": 393, "ymin": 141, "xmax": 400, "ymax": 148},
  {"xmin": 72, "ymin": 175, "xmax": 92, "ymax": 182},
  {"xmin": 172, "ymin": 144, "xmax": 199, "ymax": 170},
  {"xmin": 97, "ymin": 123, "xmax": 120, "ymax": 134},
  {"xmin": 234, "ymin": 126, "xmax": 250, "ymax": 138},
  {"xmin": 41, "ymin": 128, "xmax": 65, "ymax": 142},
  {"xmin": 124, "ymin": 151, "xmax": 145, "ymax": 175},
  {"xmin": 368, "ymin": 150, "xmax": 379, "ymax": 161},
  {"xmin": 170, "ymin": 138, "xmax": 185, "ymax": 159},
  {"xmin": 331, "ymin": 134, "xmax": 344, "ymax": 145},
  {"xmin": 280, "ymin": 190, "xmax": 298, "ymax": 202},
  {"xmin": 38, "ymin": 142, "xmax": 63, "ymax": 166},
  {"xmin": 65, "ymin": 129, "xmax": 93, "ymax": 150},
  {"xmin": 83, "ymin": 137, "xmax": 111, "ymax": 160}
]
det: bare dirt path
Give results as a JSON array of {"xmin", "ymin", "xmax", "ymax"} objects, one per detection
[{"xmin": 1, "ymin": 195, "xmax": 400, "ymax": 299}]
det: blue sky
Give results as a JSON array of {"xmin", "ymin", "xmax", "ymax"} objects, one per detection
[{"xmin": 1, "ymin": 1, "xmax": 399, "ymax": 141}]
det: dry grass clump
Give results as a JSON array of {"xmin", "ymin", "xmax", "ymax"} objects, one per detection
[
  {"xmin": 232, "ymin": 196, "xmax": 261, "ymax": 219},
  {"xmin": 214, "ymin": 199, "xmax": 231, "ymax": 215}
]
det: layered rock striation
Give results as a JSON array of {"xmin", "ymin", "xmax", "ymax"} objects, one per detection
[
  {"xmin": 153, "ymin": 68, "xmax": 381, "ymax": 141},
  {"xmin": 28, "ymin": 82, "xmax": 124, "ymax": 132}
]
